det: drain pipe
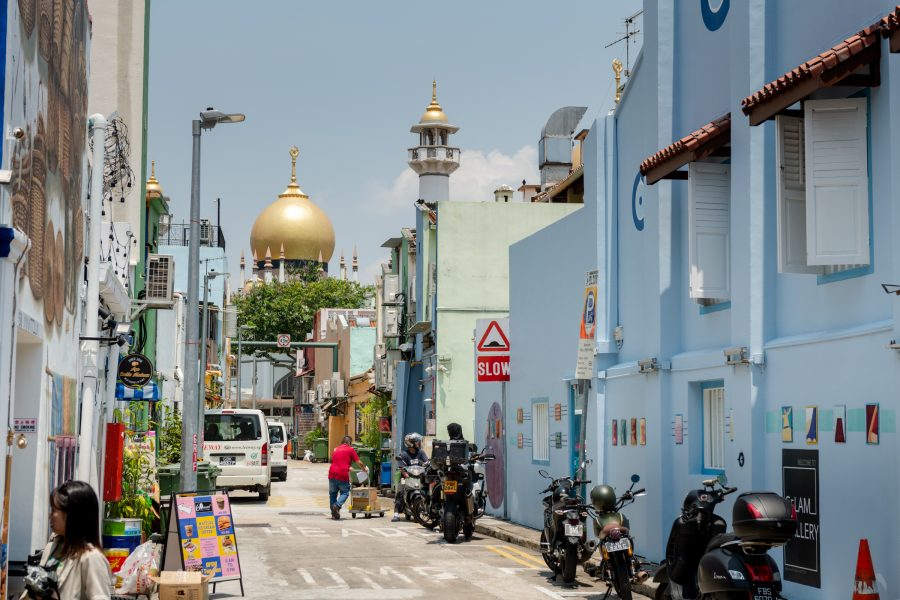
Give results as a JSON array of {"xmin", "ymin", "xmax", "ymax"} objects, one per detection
[{"xmin": 77, "ymin": 114, "xmax": 107, "ymax": 482}]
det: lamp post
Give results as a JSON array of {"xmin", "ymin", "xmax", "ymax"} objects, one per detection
[
  {"xmin": 198, "ymin": 269, "xmax": 226, "ymax": 450},
  {"xmin": 181, "ymin": 108, "xmax": 245, "ymax": 493}
]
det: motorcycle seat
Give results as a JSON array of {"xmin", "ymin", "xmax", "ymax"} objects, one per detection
[{"xmin": 705, "ymin": 533, "xmax": 738, "ymax": 553}]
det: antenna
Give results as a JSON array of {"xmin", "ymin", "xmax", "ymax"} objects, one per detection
[{"xmin": 604, "ymin": 9, "xmax": 643, "ymax": 78}]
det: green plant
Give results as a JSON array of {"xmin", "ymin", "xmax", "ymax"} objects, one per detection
[
  {"xmin": 158, "ymin": 406, "xmax": 182, "ymax": 465},
  {"xmin": 304, "ymin": 426, "xmax": 326, "ymax": 449},
  {"xmin": 106, "ymin": 404, "xmax": 156, "ymax": 536},
  {"xmin": 359, "ymin": 395, "xmax": 390, "ymax": 450}
]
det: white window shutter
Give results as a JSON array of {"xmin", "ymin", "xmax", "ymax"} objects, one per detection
[
  {"xmin": 776, "ymin": 116, "xmax": 822, "ymax": 274},
  {"xmin": 804, "ymin": 98, "xmax": 869, "ymax": 266},
  {"xmin": 688, "ymin": 163, "xmax": 731, "ymax": 300}
]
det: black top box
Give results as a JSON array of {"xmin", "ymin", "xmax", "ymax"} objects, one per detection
[{"xmin": 732, "ymin": 492, "xmax": 797, "ymax": 547}]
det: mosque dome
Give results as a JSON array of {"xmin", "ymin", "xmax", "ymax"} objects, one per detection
[
  {"xmin": 419, "ymin": 80, "xmax": 448, "ymax": 124},
  {"xmin": 146, "ymin": 161, "xmax": 164, "ymax": 201},
  {"xmin": 250, "ymin": 146, "xmax": 335, "ymax": 264}
]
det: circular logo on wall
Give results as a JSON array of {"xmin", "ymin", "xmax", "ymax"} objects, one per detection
[
  {"xmin": 117, "ymin": 353, "xmax": 154, "ymax": 389},
  {"xmin": 631, "ymin": 172, "xmax": 646, "ymax": 231},
  {"xmin": 701, "ymin": 0, "xmax": 729, "ymax": 32}
]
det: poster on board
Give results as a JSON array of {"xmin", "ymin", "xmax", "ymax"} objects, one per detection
[
  {"xmin": 164, "ymin": 491, "xmax": 242, "ymax": 585},
  {"xmin": 782, "ymin": 449, "xmax": 820, "ymax": 588}
]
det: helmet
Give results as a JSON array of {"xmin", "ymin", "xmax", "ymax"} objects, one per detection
[
  {"xmin": 404, "ymin": 432, "xmax": 423, "ymax": 450},
  {"xmin": 590, "ymin": 485, "xmax": 617, "ymax": 512}
]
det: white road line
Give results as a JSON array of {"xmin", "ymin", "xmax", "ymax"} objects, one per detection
[
  {"xmin": 533, "ymin": 585, "xmax": 564, "ymax": 599},
  {"xmin": 378, "ymin": 566, "xmax": 414, "ymax": 585},
  {"xmin": 322, "ymin": 566, "xmax": 349, "ymax": 589},
  {"xmin": 350, "ymin": 567, "xmax": 384, "ymax": 589},
  {"xmin": 296, "ymin": 568, "xmax": 316, "ymax": 585}
]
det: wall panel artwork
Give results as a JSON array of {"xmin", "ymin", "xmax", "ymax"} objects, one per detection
[
  {"xmin": 611, "ymin": 419, "xmax": 618, "ymax": 446},
  {"xmin": 866, "ymin": 404, "xmax": 879, "ymax": 445},
  {"xmin": 8, "ymin": 0, "xmax": 90, "ymax": 328},
  {"xmin": 781, "ymin": 407, "xmax": 793, "ymax": 443},
  {"xmin": 805, "ymin": 406, "xmax": 818, "ymax": 445},
  {"xmin": 833, "ymin": 405, "xmax": 846, "ymax": 444}
]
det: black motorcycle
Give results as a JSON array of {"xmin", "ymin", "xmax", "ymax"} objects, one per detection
[
  {"xmin": 538, "ymin": 469, "xmax": 594, "ymax": 584},
  {"xmin": 584, "ymin": 474, "xmax": 647, "ymax": 600},
  {"xmin": 396, "ymin": 458, "xmax": 429, "ymax": 521},
  {"xmin": 427, "ymin": 439, "xmax": 495, "ymax": 543},
  {"xmin": 415, "ymin": 461, "xmax": 442, "ymax": 530},
  {"xmin": 654, "ymin": 473, "xmax": 797, "ymax": 600}
]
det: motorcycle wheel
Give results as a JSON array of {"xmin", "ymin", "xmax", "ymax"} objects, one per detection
[
  {"xmin": 540, "ymin": 531, "xmax": 559, "ymax": 573},
  {"xmin": 562, "ymin": 541, "xmax": 578, "ymax": 584},
  {"xmin": 654, "ymin": 583, "xmax": 671, "ymax": 600},
  {"xmin": 611, "ymin": 553, "xmax": 632, "ymax": 600},
  {"xmin": 413, "ymin": 497, "xmax": 438, "ymax": 529},
  {"xmin": 442, "ymin": 510, "xmax": 459, "ymax": 543},
  {"xmin": 463, "ymin": 520, "xmax": 475, "ymax": 540}
]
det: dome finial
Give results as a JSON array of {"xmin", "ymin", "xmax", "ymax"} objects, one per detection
[
  {"xmin": 289, "ymin": 146, "xmax": 300, "ymax": 183},
  {"xmin": 432, "ymin": 79, "xmax": 437, "ymax": 104}
]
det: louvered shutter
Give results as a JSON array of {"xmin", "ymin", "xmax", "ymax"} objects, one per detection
[
  {"xmin": 688, "ymin": 163, "xmax": 731, "ymax": 300},
  {"xmin": 804, "ymin": 98, "xmax": 869, "ymax": 266},
  {"xmin": 776, "ymin": 116, "xmax": 822, "ymax": 274}
]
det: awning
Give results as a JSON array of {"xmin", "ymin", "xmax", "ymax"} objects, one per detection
[
  {"xmin": 639, "ymin": 114, "xmax": 731, "ymax": 185},
  {"xmin": 741, "ymin": 24, "xmax": 882, "ymax": 126},
  {"xmin": 882, "ymin": 6, "xmax": 900, "ymax": 52},
  {"xmin": 115, "ymin": 381, "xmax": 160, "ymax": 401}
]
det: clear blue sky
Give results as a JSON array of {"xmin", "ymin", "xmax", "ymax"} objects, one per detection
[{"xmin": 147, "ymin": 0, "xmax": 643, "ymax": 284}]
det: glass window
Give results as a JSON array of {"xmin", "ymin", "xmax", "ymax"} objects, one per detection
[
  {"xmin": 703, "ymin": 387, "xmax": 725, "ymax": 471},
  {"xmin": 268, "ymin": 425, "xmax": 285, "ymax": 444},
  {"xmin": 533, "ymin": 401, "xmax": 549, "ymax": 463},
  {"xmin": 204, "ymin": 414, "xmax": 262, "ymax": 441}
]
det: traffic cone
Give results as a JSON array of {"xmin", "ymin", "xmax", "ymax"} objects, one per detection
[{"xmin": 853, "ymin": 539, "xmax": 879, "ymax": 600}]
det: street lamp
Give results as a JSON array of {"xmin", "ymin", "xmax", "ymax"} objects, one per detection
[
  {"xmin": 198, "ymin": 269, "xmax": 227, "ymax": 449},
  {"xmin": 181, "ymin": 107, "xmax": 245, "ymax": 493}
]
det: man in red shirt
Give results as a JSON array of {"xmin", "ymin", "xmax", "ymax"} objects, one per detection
[{"xmin": 328, "ymin": 436, "xmax": 369, "ymax": 519}]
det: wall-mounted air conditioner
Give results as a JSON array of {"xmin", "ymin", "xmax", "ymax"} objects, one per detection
[
  {"xmin": 316, "ymin": 384, "xmax": 323, "ymax": 401},
  {"xmin": 383, "ymin": 274, "xmax": 400, "ymax": 305},
  {"xmin": 374, "ymin": 357, "xmax": 386, "ymax": 390},
  {"xmin": 321, "ymin": 378, "xmax": 332, "ymax": 397},
  {"xmin": 145, "ymin": 254, "xmax": 175, "ymax": 307},
  {"xmin": 305, "ymin": 390, "xmax": 316, "ymax": 404},
  {"xmin": 199, "ymin": 219, "xmax": 212, "ymax": 244},
  {"xmin": 384, "ymin": 307, "xmax": 400, "ymax": 338},
  {"xmin": 333, "ymin": 379, "xmax": 345, "ymax": 398}
]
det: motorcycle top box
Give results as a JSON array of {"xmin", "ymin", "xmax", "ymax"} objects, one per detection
[
  {"xmin": 448, "ymin": 440, "xmax": 470, "ymax": 465},
  {"xmin": 431, "ymin": 441, "xmax": 448, "ymax": 463},
  {"xmin": 732, "ymin": 492, "xmax": 797, "ymax": 546}
]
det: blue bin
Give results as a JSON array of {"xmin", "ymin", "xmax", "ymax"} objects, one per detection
[{"xmin": 381, "ymin": 461, "xmax": 392, "ymax": 486}]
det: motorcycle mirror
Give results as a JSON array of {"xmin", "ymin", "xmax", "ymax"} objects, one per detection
[
  {"xmin": 630, "ymin": 474, "xmax": 640, "ymax": 483},
  {"xmin": 634, "ymin": 491, "xmax": 647, "ymax": 497},
  {"xmin": 538, "ymin": 469, "xmax": 550, "ymax": 479},
  {"xmin": 716, "ymin": 472, "xmax": 728, "ymax": 486}
]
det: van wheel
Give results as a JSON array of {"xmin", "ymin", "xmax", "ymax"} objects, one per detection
[{"xmin": 259, "ymin": 484, "xmax": 271, "ymax": 501}]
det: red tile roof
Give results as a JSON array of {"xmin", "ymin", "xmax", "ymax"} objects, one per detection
[
  {"xmin": 881, "ymin": 5, "xmax": 900, "ymax": 52},
  {"xmin": 741, "ymin": 24, "xmax": 881, "ymax": 124},
  {"xmin": 639, "ymin": 114, "xmax": 731, "ymax": 185}
]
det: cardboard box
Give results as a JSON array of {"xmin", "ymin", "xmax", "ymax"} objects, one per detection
[
  {"xmin": 154, "ymin": 571, "xmax": 211, "ymax": 600},
  {"xmin": 350, "ymin": 487, "xmax": 379, "ymax": 511}
]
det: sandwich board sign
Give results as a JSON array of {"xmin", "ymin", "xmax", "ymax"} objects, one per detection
[{"xmin": 476, "ymin": 318, "xmax": 510, "ymax": 382}]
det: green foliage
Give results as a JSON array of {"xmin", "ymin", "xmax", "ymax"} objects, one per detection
[
  {"xmin": 232, "ymin": 277, "xmax": 373, "ymax": 357},
  {"xmin": 359, "ymin": 395, "xmax": 390, "ymax": 450},
  {"xmin": 158, "ymin": 406, "xmax": 182, "ymax": 466},
  {"xmin": 304, "ymin": 426, "xmax": 326, "ymax": 449},
  {"xmin": 105, "ymin": 403, "xmax": 156, "ymax": 536}
]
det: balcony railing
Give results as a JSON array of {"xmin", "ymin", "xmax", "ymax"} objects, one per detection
[
  {"xmin": 408, "ymin": 146, "xmax": 460, "ymax": 162},
  {"xmin": 158, "ymin": 222, "xmax": 226, "ymax": 251}
]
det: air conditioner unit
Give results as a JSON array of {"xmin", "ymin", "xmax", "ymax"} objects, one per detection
[
  {"xmin": 322, "ymin": 378, "xmax": 332, "ymax": 397},
  {"xmin": 383, "ymin": 274, "xmax": 400, "ymax": 305},
  {"xmin": 316, "ymin": 384, "xmax": 323, "ymax": 401},
  {"xmin": 386, "ymin": 361, "xmax": 394, "ymax": 388},
  {"xmin": 384, "ymin": 307, "xmax": 400, "ymax": 338},
  {"xmin": 374, "ymin": 357, "xmax": 386, "ymax": 390},
  {"xmin": 145, "ymin": 254, "xmax": 175, "ymax": 307},
  {"xmin": 199, "ymin": 219, "xmax": 212, "ymax": 244},
  {"xmin": 305, "ymin": 390, "xmax": 316, "ymax": 404},
  {"xmin": 333, "ymin": 379, "xmax": 345, "ymax": 398}
]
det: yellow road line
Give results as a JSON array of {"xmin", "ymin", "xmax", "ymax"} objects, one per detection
[
  {"xmin": 502, "ymin": 544, "xmax": 546, "ymax": 565},
  {"xmin": 485, "ymin": 545, "xmax": 544, "ymax": 569}
]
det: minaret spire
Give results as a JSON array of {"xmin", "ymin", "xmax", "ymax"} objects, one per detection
[
  {"xmin": 240, "ymin": 251, "xmax": 246, "ymax": 288},
  {"xmin": 252, "ymin": 249, "xmax": 259, "ymax": 280},
  {"xmin": 264, "ymin": 247, "xmax": 273, "ymax": 284},
  {"xmin": 279, "ymin": 243, "xmax": 286, "ymax": 283},
  {"xmin": 340, "ymin": 251, "xmax": 347, "ymax": 281},
  {"xmin": 409, "ymin": 81, "xmax": 460, "ymax": 203},
  {"xmin": 352, "ymin": 246, "xmax": 359, "ymax": 282}
]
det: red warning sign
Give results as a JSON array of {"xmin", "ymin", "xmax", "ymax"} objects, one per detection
[{"xmin": 477, "ymin": 320, "xmax": 510, "ymax": 353}]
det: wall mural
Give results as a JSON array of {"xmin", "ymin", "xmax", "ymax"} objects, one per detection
[{"xmin": 8, "ymin": 0, "xmax": 90, "ymax": 330}]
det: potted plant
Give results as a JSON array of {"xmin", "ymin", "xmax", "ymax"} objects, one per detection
[{"xmin": 104, "ymin": 404, "xmax": 156, "ymax": 540}]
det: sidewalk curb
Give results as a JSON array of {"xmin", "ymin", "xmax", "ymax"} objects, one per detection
[{"xmin": 475, "ymin": 519, "xmax": 659, "ymax": 598}]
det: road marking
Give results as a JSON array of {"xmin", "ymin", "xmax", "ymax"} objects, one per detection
[
  {"xmin": 485, "ymin": 545, "xmax": 545, "ymax": 569},
  {"xmin": 501, "ymin": 544, "xmax": 547, "ymax": 566},
  {"xmin": 349, "ymin": 567, "xmax": 384, "ymax": 589},
  {"xmin": 263, "ymin": 526, "xmax": 292, "ymax": 535},
  {"xmin": 378, "ymin": 566, "xmax": 414, "ymax": 585},
  {"xmin": 342, "ymin": 528, "xmax": 373, "ymax": 537},
  {"xmin": 296, "ymin": 526, "xmax": 329, "ymax": 537},
  {"xmin": 410, "ymin": 566, "xmax": 457, "ymax": 580},
  {"xmin": 533, "ymin": 586, "xmax": 564, "ymax": 599},
  {"xmin": 267, "ymin": 496, "xmax": 286, "ymax": 507},
  {"xmin": 321, "ymin": 567, "xmax": 349, "ymax": 589},
  {"xmin": 296, "ymin": 568, "xmax": 316, "ymax": 585},
  {"xmin": 371, "ymin": 527, "xmax": 408, "ymax": 537}
]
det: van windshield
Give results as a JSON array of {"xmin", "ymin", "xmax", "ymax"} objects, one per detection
[
  {"xmin": 205, "ymin": 414, "xmax": 262, "ymax": 442},
  {"xmin": 268, "ymin": 426, "xmax": 285, "ymax": 444}
]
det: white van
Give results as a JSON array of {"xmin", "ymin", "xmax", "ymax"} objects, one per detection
[
  {"xmin": 203, "ymin": 409, "xmax": 271, "ymax": 500},
  {"xmin": 266, "ymin": 420, "xmax": 288, "ymax": 481}
]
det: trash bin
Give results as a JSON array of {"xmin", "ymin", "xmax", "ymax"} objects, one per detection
[
  {"xmin": 198, "ymin": 462, "xmax": 222, "ymax": 492},
  {"xmin": 157, "ymin": 462, "xmax": 221, "ymax": 498},
  {"xmin": 351, "ymin": 447, "xmax": 377, "ymax": 484},
  {"xmin": 380, "ymin": 461, "xmax": 392, "ymax": 487},
  {"xmin": 291, "ymin": 436, "xmax": 301, "ymax": 459},
  {"xmin": 313, "ymin": 438, "xmax": 329, "ymax": 463}
]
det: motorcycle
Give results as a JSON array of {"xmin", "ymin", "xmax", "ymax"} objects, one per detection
[
  {"xmin": 396, "ymin": 457, "xmax": 429, "ymax": 521},
  {"xmin": 538, "ymin": 469, "xmax": 594, "ymax": 585},
  {"xmin": 584, "ymin": 474, "xmax": 647, "ymax": 600},
  {"xmin": 430, "ymin": 439, "xmax": 495, "ymax": 543},
  {"xmin": 654, "ymin": 473, "xmax": 797, "ymax": 600},
  {"xmin": 415, "ymin": 461, "xmax": 442, "ymax": 530}
]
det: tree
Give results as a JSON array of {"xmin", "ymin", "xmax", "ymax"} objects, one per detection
[{"xmin": 232, "ymin": 276, "xmax": 372, "ymax": 360}]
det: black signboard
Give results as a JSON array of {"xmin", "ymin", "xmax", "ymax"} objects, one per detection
[
  {"xmin": 118, "ymin": 353, "xmax": 154, "ymax": 388},
  {"xmin": 782, "ymin": 449, "xmax": 820, "ymax": 588}
]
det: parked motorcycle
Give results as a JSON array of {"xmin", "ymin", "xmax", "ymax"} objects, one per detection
[
  {"xmin": 538, "ymin": 469, "xmax": 594, "ymax": 584},
  {"xmin": 584, "ymin": 474, "xmax": 647, "ymax": 600},
  {"xmin": 429, "ymin": 440, "xmax": 495, "ymax": 543},
  {"xmin": 654, "ymin": 473, "xmax": 797, "ymax": 600},
  {"xmin": 414, "ymin": 462, "xmax": 442, "ymax": 530},
  {"xmin": 396, "ymin": 457, "xmax": 429, "ymax": 521}
]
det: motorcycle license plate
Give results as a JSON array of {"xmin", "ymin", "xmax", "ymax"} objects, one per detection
[
  {"xmin": 443, "ymin": 481, "xmax": 457, "ymax": 494},
  {"xmin": 219, "ymin": 456, "xmax": 236, "ymax": 466},
  {"xmin": 604, "ymin": 538, "xmax": 631, "ymax": 552},
  {"xmin": 752, "ymin": 585, "xmax": 774, "ymax": 600},
  {"xmin": 564, "ymin": 523, "xmax": 583, "ymax": 537}
]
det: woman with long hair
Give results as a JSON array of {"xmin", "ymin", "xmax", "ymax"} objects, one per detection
[{"xmin": 25, "ymin": 481, "xmax": 111, "ymax": 599}]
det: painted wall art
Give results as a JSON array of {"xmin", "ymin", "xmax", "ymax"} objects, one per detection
[
  {"xmin": 781, "ymin": 407, "xmax": 793, "ymax": 443},
  {"xmin": 611, "ymin": 419, "xmax": 618, "ymax": 446},
  {"xmin": 674, "ymin": 414, "xmax": 684, "ymax": 445},
  {"xmin": 639, "ymin": 418, "xmax": 646, "ymax": 446},
  {"xmin": 833, "ymin": 405, "xmax": 846, "ymax": 444},
  {"xmin": 805, "ymin": 406, "xmax": 818, "ymax": 445},
  {"xmin": 630, "ymin": 418, "xmax": 637, "ymax": 446},
  {"xmin": 866, "ymin": 403, "xmax": 879, "ymax": 445},
  {"xmin": 620, "ymin": 419, "xmax": 627, "ymax": 446}
]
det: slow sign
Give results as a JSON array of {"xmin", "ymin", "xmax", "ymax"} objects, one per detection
[{"xmin": 475, "ymin": 319, "xmax": 510, "ymax": 382}]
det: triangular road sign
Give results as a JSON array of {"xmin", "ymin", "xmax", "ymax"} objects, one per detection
[{"xmin": 477, "ymin": 320, "xmax": 510, "ymax": 352}]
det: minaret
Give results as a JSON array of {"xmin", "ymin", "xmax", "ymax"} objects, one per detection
[
  {"xmin": 408, "ymin": 81, "xmax": 460, "ymax": 203},
  {"xmin": 278, "ymin": 244, "xmax": 286, "ymax": 283},
  {"xmin": 239, "ymin": 251, "xmax": 246, "ymax": 288},
  {"xmin": 252, "ymin": 249, "xmax": 259, "ymax": 281},
  {"xmin": 352, "ymin": 246, "xmax": 359, "ymax": 282},
  {"xmin": 317, "ymin": 250, "xmax": 326, "ymax": 279},
  {"xmin": 264, "ymin": 247, "xmax": 273, "ymax": 284},
  {"xmin": 339, "ymin": 251, "xmax": 347, "ymax": 281}
]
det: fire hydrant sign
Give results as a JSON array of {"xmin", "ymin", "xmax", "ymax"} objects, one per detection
[
  {"xmin": 575, "ymin": 271, "xmax": 598, "ymax": 380},
  {"xmin": 166, "ymin": 491, "xmax": 243, "ymax": 584},
  {"xmin": 476, "ymin": 318, "xmax": 510, "ymax": 382}
]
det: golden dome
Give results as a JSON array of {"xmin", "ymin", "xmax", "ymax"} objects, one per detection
[
  {"xmin": 250, "ymin": 147, "xmax": 335, "ymax": 264},
  {"xmin": 419, "ymin": 80, "xmax": 448, "ymax": 124},
  {"xmin": 146, "ymin": 161, "xmax": 164, "ymax": 201}
]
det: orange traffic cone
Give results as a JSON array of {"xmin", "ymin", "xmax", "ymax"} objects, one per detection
[{"xmin": 853, "ymin": 539, "xmax": 879, "ymax": 600}]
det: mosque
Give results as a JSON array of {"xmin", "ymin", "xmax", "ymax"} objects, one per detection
[{"xmin": 239, "ymin": 146, "xmax": 357, "ymax": 288}]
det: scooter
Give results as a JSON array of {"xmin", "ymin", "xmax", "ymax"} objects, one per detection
[
  {"xmin": 538, "ymin": 469, "xmax": 594, "ymax": 585},
  {"xmin": 654, "ymin": 473, "xmax": 797, "ymax": 600},
  {"xmin": 585, "ymin": 474, "xmax": 647, "ymax": 600},
  {"xmin": 396, "ymin": 458, "xmax": 428, "ymax": 521}
]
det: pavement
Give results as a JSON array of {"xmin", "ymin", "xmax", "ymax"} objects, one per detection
[{"xmin": 214, "ymin": 459, "xmax": 652, "ymax": 599}]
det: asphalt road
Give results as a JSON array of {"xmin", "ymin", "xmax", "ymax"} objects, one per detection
[{"xmin": 213, "ymin": 460, "xmax": 648, "ymax": 600}]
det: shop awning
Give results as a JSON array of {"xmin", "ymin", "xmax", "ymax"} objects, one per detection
[
  {"xmin": 115, "ymin": 381, "xmax": 160, "ymax": 401},
  {"xmin": 882, "ymin": 6, "xmax": 900, "ymax": 52},
  {"xmin": 639, "ymin": 114, "xmax": 731, "ymax": 185},
  {"xmin": 741, "ymin": 24, "xmax": 882, "ymax": 126}
]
